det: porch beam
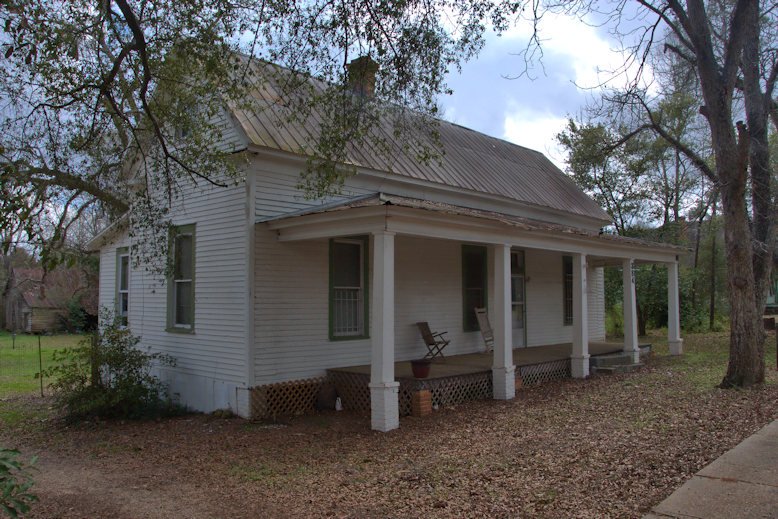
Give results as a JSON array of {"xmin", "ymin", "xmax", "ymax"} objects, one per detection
[
  {"xmin": 269, "ymin": 207, "xmax": 682, "ymax": 264},
  {"xmin": 622, "ymin": 258, "xmax": 640, "ymax": 363},
  {"xmin": 571, "ymin": 253, "xmax": 590, "ymax": 378},
  {"xmin": 369, "ymin": 231, "xmax": 400, "ymax": 432},
  {"xmin": 492, "ymin": 244, "xmax": 515, "ymax": 399},
  {"xmin": 667, "ymin": 261, "xmax": 684, "ymax": 355}
]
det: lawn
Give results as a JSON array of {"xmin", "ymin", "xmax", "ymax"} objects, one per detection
[
  {"xmin": 0, "ymin": 331, "xmax": 85, "ymax": 397},
  {"xmin": 0, "ymin": 329, "xmax": 776, "ymax": 519}
]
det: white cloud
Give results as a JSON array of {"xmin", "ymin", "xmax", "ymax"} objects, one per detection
[
  {"xmin": 502, "ymin": 105, "xmax": 568, "ymax": 170},
  {"xmin": 499, "ymin": 11, "xmax": 654, "ymax": 91}
]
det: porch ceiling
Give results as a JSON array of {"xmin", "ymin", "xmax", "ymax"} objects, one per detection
[{"xmin": 263, "ymin": 192, "xmax": 687, "ymax": 264}]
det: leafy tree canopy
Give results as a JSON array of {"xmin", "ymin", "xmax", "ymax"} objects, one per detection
[{"xmin": 0, "ymin": 0, "xmax": 509, "ymax": 265}]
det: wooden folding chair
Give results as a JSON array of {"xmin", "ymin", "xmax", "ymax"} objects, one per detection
[
  {"xmin": 474, "ymin": 307, "xmax": 494, "ymax": 353},
  {"xmin": 416, "ymin": 322, "xmax": 450, "ymax": 360}
]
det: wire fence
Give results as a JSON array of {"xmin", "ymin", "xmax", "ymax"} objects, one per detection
[{"xmin": 0, "ymin": 332, "xmax": 85, "ymax": 398}]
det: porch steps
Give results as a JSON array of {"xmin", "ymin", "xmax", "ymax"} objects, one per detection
[
  {"xmin": 591, "ymin": 363, "xmax": 643, "ymax": 374},
  {"xmin": 590, "ymin": 345, "xmax": 651, "ymax": 375}
]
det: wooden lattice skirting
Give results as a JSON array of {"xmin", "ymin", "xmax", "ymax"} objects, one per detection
[
  {"xmin": 253, "ymin": 359, "xmax": 572, "ymax": 420},
  {"xmin": 250, "ymin": 377, "xmax": 326, "ymax": 420},
  {"xmin": 398, "ymin": 372, "xmax": 493, "ymax": 416},
  {"xmin": 328, "ymin": 370, "xmax": 371, "ymax": 413},
  {"xmin": 519, "ymin": 359, "xmax": 571, "ymax": 386}
]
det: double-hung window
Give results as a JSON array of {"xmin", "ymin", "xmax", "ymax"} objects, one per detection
[
  {"xmin": 168, "ymin": 224, "xmax": 195, "ymax": 332},
  {"xmin": 330, "ymin": 237, "xmax": 368, "ymax": 339},
  {"xmin": 116, "ymin": 247, "xmax": 129, "ymax": 326}
]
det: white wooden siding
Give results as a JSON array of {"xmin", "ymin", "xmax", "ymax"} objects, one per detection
[
  {"xmin": 253, "ymin": 159, "xmax": 373, "ymax": 221},
  {"xmin": 253, "ymin": 233, "xmax": 607, "ymax": 384},
  {"xmin": 211, "ymin": 108, "xmax": 248, "ymax": 153},
  {"xmin": 129, "ymin": 177, "xmax": 248, "ymax": 385},
  {"xmin": 98, "ymin": 235, "xmax": 130, "ymax": 315},
  {"xmin": 510, "ymin": 250, "xmax": 605, "ymax": 347},
  {"xmin": 588, "ymin": 267, "xmax": 606, "ymax": 341},
  {"xmin": 97, "ymin": 168, "xmax": 250, "ymax": 415}
]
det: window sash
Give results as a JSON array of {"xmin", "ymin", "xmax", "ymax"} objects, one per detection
[
  {"xmin": 117, "ymin": 249, "xmax": 129, "ymax": 325},
  {"xmin": 511, "ymin": 250, "xmax": 525, "ymax": 331},
  {"xmin": 168, "ymin": 225, "xmax": 195, "ymax": 331},
  {"xmin": 330, "ymin": 238, "xmax": 367, "ymax": 339}
]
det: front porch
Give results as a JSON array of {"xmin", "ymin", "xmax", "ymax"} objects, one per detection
[
  {"xmin": 263, "ymin": 192, "xmax": 685, "ymax": 431},
  {"xmin": 328, "ymin": 341, "xmax": 651, "ymax": 416}
]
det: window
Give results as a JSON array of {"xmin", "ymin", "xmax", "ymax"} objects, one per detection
[
  {"xmin": 462, "ymin": 245, "xmax": 487, "ymax": 332},
  {"xmin": 330, "ymin": 237, "xmax": 368, "ymax": 339},
  {"xmin": 116, "ymin": 247, "xmax": 130, "ymax": 326},
  {"xmin": 511, "ymin": 250, "xmax": 525, "ymax": 330},
  {"xmin": 168, "ymin": 224, "xmax": 195, "ymax": 332},
  {"xmin": 563, "ymin": 255, "xmax": 573, "ymax": 325}
]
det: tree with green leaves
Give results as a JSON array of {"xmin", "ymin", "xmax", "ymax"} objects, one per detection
[
  {"xmin": 557, "ymin": 119, "xmax": 653, "ymax": 234},
  {"xmin": 0, "ymin": 0, "xmax": 507, "ymax": 267},
  {"xmin": 532, "ymin": 0, "xmax": 776, "ymax": 387}
]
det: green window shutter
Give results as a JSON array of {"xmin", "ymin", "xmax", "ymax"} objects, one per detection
[
  {"xmin": 462, "ymin": 245, "xmax": 487, "ymax": 332},
  {"xmin": 563, "ymin": 255, "xmax": 573, "ymax": 326}
]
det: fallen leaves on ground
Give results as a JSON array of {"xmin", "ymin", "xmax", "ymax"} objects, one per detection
[{"xmin": 2, "ymin": 331, "xmax": 777, "ymax": 518}]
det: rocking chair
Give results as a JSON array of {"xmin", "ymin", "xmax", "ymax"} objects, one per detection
[
  {"xmin": 416, "ymin": 322, "xmax": 450, "ymax": 360},
  {"xmin": 474, "ymin": 307, "xmax": 494, "ymax": 353}
]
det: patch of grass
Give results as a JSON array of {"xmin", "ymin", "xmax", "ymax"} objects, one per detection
[
  {"xmin": 0, "ymin": 399, "xmax": 51, "ymax": 430},
  {"xmin": 229, "ymin": 461, "xmax": 312, "ymax": 486},
  {"xmin": 644, "ymin": 328, "xmax": 778, "ymax": 390},
  {"xmin": 0, "ymin": 332, "xmax": 85, "ymax": 398},
  {"xmin": 230, "ymin": 462, "xmax": 278, "ymax": 483}
]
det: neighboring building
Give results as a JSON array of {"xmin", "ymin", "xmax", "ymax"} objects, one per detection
[
  {"xmin": 4, "ymin": 268, "xmax": 60, "ymax": 333},
  {"xmin": 766, "ymin": 274, "xmax": 778, "ymax": 314},
  {"xmin": 88, "ymin": 59, "xmax": 686, "ymax": 431},
  {"xmin": 3, "ymin": 267, "xmax": 97, "ymax": 333}
]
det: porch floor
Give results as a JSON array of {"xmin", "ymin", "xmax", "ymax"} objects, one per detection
[{"xmin": 329, "ymin": 341, "xmax": 649, "ymax": 380}]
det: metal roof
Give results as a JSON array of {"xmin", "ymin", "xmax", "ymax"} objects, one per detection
[
  {"xmin": 264, "ymin": 192, "xmax": 687, "ymax": 253},
  {"xmin": 231, "ymin": 61, "xmax": 611, "ymax": 223}
]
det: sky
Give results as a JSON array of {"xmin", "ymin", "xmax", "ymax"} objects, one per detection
[{"xmin": 439, "ymin": 11, "xmax": 642, "ymax": 170}]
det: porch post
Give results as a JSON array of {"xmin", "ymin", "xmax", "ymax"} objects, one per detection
[
  {"xmin": 667, "ymin": 261, "xmax": 684, "ymax": 355},
  {"xmin": 369, "ymin": 231, "xmax": 399, "ymax": 432},
  {"xmin": 571, "ymin": 253, "xmax": 590, "ymax": 378},
  {"xmin": 492, "ymin": 244, "xmax": 515, "ymax": 399},
  {"xmin": 622, "ymin": 258, "xmax": 640, "ymax": 364}
]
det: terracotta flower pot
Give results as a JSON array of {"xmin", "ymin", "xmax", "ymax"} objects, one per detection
[{"xmin": 410, "ymin": 359, "xmax": 432, "ymax": 378}]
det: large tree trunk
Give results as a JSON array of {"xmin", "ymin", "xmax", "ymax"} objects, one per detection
[
  {"xmin": 680, "ymin": 0, "xmax": 767, "ymax": 388},
  {"xmin": 718, "ymin": 143, "xmax": 765, "ymax": 387},
  {"xmin": 742, "ymin": 2, "xmax": 775, "ymax": 313}
]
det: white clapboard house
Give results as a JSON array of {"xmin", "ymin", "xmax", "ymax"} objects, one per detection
[{"xmin": 89, "ymin": 59, "xmax": 685, "ymax": 431}]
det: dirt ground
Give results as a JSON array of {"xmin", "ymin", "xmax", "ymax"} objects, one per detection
[{"xmin": 3, "ymin": 332, "xmax": 778, "ymax": 519}]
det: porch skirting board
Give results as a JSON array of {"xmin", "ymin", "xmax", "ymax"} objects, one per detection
[
  {"xmin": 249, "ymin": 377, "xmax": 327, "ymax": 420},
  {"xmin": 329, "ymin": 359, "xmax": 570, "ymax": 417},
  {"xmin": 247, "ymin": 359, "xmax": 573, "ymax": 421}
]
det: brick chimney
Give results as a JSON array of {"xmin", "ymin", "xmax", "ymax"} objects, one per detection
[{"xmin": 346, "ymin": 56, "xmax": 379, "ymax": 98}]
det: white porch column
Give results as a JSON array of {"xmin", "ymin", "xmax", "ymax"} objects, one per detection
[
  {"xmin": 667, "ymin": 261, "xmax": 684, "ymax": 355},
  {"xmin": 622, "ymin": 258, "xmax": 640, "ymax": 364},
  {"xmin": 369, "ymin": 231, "xmax": 399, "ymax": 432},
  {"xmin": 492, "ymin": 244, "xmax": 515, "ymax": 399},
  {"xmin": 571, "ymin": 253, "xmax": 590, "ymax": 378}
]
